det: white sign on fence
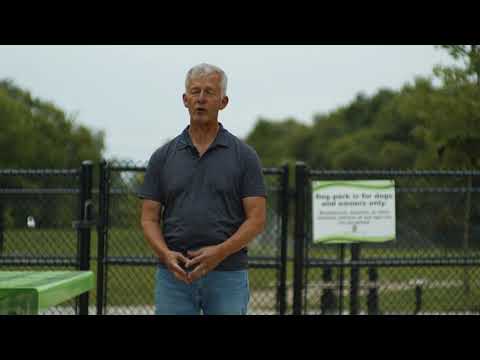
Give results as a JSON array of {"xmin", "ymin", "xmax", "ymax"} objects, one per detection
[{"xmin": 312, "ymin": 180, "xmax": 396, "ymax": 244}]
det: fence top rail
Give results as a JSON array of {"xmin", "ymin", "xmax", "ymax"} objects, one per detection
[
  {"xmin": 395, "ymin": 187, "xmax": 480, "ymax": 192},
  {"xmin": 310, "ymin": 169, "xmax": 480, "ymax": 177},
  {"xmin": 0, "ymin": 169, "xmax": 80, "ymax": 176},
  {"xmin": 306, "ymin": 257, "xmax": 480, "ymax": 267},
  {"xmin": 262, "ymin": 168, "xmax": 285, "ymax": 175},
  {"xmin": 106, "ymin": 164, "xmax": 286, "ymax": 175},
  {"xmin": 108, "ymin": 166, "xmax": 146, "ymax": 172},
  {"xmin": 0, "ymin": 256, "xmax": 79, "ymax": 267},
  {"xmin": 0, "ymin": 188, "xmax": 80, "ymax": 194}
]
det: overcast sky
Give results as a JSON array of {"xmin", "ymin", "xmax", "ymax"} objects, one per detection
[{"xmin": 0, "ymin": 45, "xmax": 456, "ymax": 163}]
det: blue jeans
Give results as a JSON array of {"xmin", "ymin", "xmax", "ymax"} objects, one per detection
[{"xmin": 154, "ymin": 267, "xmax": 250, "ymax": 315}]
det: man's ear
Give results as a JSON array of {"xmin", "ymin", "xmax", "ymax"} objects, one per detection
[
  {"xmin": 182, "ymin": 93, "xmax": 188, "ymax": 108},
  {"xmin": 219, "ymin": 95, "xmax": 229, "ymax": 110}
]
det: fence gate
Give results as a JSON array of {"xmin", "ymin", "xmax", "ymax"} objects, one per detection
[
  {"xmin": 293, "ymin": 163, "xmax": 480, "ymax": 315},
  {"xmin": 0, "ymin": 162, "xmax": 93, "ymax": 315},
  {"xmin": 96, "ymin": 161, "xmax": 289, "ymax": 315}
]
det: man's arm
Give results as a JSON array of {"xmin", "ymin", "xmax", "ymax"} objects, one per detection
[
  {"xmin": 185, "ymin": 196, "xmax": 266, "ymax": 281},
  {"xmin": 141, "ymin": 199, "xmax": 190, "ymax": 283},
  {"xmin": 217, "ymin": 196, "xmax": 266, "ymax": 258}
]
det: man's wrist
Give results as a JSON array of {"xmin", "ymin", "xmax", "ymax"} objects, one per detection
[
  {"xmin": 216, "ymin": 242, "xmax": 234, "ymax": 260},
  {"xmin": 156, "ymin": 247, "xmax": 170, "ymax": 263}
]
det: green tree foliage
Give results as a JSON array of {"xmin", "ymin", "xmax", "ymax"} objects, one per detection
[
  {"xmin": 0, "ymin": 79, "xmax": 105, "ymax": 169},
  {"xmin": 245, "ymin": 46, "xmax": 480, "ymax": 249},
  {"xmin": 0, "ymin": 79, "xmax": 106, "ymax": 228},
  {"xmin": 434, "ymin": 45, "xmax": 480, "ymax": 86},
  {"xmin": 245, "ymin": 46, "xmax": 480, "ymax": 171},
  {"xmin": 431, "ymin": 46, "xmax": 480, "ymax": 168},
  {"xmin": 246, "ymin": 118, "xmax": 310, "ymax": 167}
]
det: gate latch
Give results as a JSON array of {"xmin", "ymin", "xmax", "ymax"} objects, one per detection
[{"xmin": 72, "ymin": 200, "xmax": 97, "ymax": 229}]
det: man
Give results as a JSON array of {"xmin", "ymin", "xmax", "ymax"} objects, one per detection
[{"xmin": 138, "ymin": 63, "xmax": 267, "ymax": 315}]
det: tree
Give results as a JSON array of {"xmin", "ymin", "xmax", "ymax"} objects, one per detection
[
  {"xmin": 433, "ymin": 45, "xmax": 480, "ymax": 294},
  {"xmin": 434, "ymin": 45, "xmax": 480, "ymax": 87},
  {"xmin": 0, "ymin": 79, "xmax": 105, "ymax": 169},
  {"xmin": 245, "ymin": 117, "xmax": 310, "ymax": 168},
  {"xmin": 0, "ymin": 79, "xmax": 106, "ymax": 229}
]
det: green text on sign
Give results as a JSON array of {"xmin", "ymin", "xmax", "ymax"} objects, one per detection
[{"xmin": 312, "ymin": 180, "xmax": 396, "ymax": 244}]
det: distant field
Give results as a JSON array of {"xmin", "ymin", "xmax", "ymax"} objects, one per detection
[
  {"xmin": 1, "ymin": 228, "xmax": 284, "ymax": 312},
  {"xmin": 2, "ymin": 228, "xmax": 479, "ymax": 314},
  {"xmin": 304, "ymin": 266, "xmax": 480, "ymax": 314},
  {"xmin": 1, "ymin": 228, "xmax": 281, "ymax": 257}
]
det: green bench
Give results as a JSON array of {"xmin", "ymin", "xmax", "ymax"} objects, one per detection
[{"xmin": 0, "ymin": 271, "xmax": 94, "ymax": 315}]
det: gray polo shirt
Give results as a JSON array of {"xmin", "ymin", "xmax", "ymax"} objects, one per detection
[{"xmin": 138, "ymin": 123, "xmax": 266, "ymax": 271}]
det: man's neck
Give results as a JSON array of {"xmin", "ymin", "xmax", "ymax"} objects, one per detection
[{"xmin": 188, "ymin": 120, "xmax": 220, "ymax": 147}]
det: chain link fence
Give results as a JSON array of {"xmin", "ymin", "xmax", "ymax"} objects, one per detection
[
  {"xmin": 296, "ymin": 168, "xmax": 480, "ymax": 315},
  {"xmin": 0, "ymin": 169, "xmax": 82, "ymax": 314},
  {"xmin": 4, "ymin": 163, "xmax": 479, "ymax": 315},
  {"xmin": 97, "ymin": 161, "xmax": 289, "ymax": 315}
]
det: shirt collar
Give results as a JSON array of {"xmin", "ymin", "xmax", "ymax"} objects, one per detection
[{"xmin": 177, "ymin": 122, "xmax": 229, "ymax": 150}]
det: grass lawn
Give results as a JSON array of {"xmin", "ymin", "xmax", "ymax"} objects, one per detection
[
  {"xmin": 1, "ymin": 228, "xmax": 287, "ymax": 311},
  {"xmin": 304, "ymin": 265, "xmax": 480, "ymax": 314},
  {"xmin": 2, "ymin": 228, "xmax": 479, "ymax": 314}
]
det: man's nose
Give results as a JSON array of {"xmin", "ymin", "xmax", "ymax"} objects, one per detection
[{"xmin": 197, "ymin": 90, "xmax": 206, "ymax": 102}]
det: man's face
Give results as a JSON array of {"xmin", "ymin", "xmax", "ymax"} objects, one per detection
[{"xmin": 183, "ymin": 73, "xmax": 228, "ymax": 125}]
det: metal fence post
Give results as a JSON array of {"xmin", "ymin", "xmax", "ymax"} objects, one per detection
[
  {"xmin": 414, "ymin": 283, "xmax": 423, "ymax": 315},
  {"xmin": 96, "ymin": 160, "xmax": 107, "ymax": 315},
  {"xmin": 293, "ymin": 162, "xmax": 307, "ymax": 315},
  {"xmin": 278, "ymin": 163, "xmax": 289, "ymax": 315},
  {"xmin": 338, "ymin": 244, "xmax": 345, "ymax": 315},
  {"xmin": 0, "ymin": 202, "xmax": 4, "ymax": 255},
  {"xmin": 367, "ymin": 267, "xmax": 379, "ymax": 315},
  {"xmin": 78, "ymin": 160, "xmax": 93, "ymax": 315},
  {"xmin": 350, "ymin": 244, "xmax": 361, "ymax": 314},
  {"xmin": 320, "ymin": 266, "xmax": 336, "ymax": 314}
]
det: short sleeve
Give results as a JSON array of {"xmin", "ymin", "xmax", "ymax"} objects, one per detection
[
  {"xmin": 137, "ymin": 148, "xmax": 164, "ymax": 203},
  {"xmin": 240, "ymin": 146, "xmax": 267, "ymax": 199}
]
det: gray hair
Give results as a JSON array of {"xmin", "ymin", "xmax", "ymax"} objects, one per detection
[{"xmin": 185, "ymin": 63, "xmax": 228, "ymax": 96}]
